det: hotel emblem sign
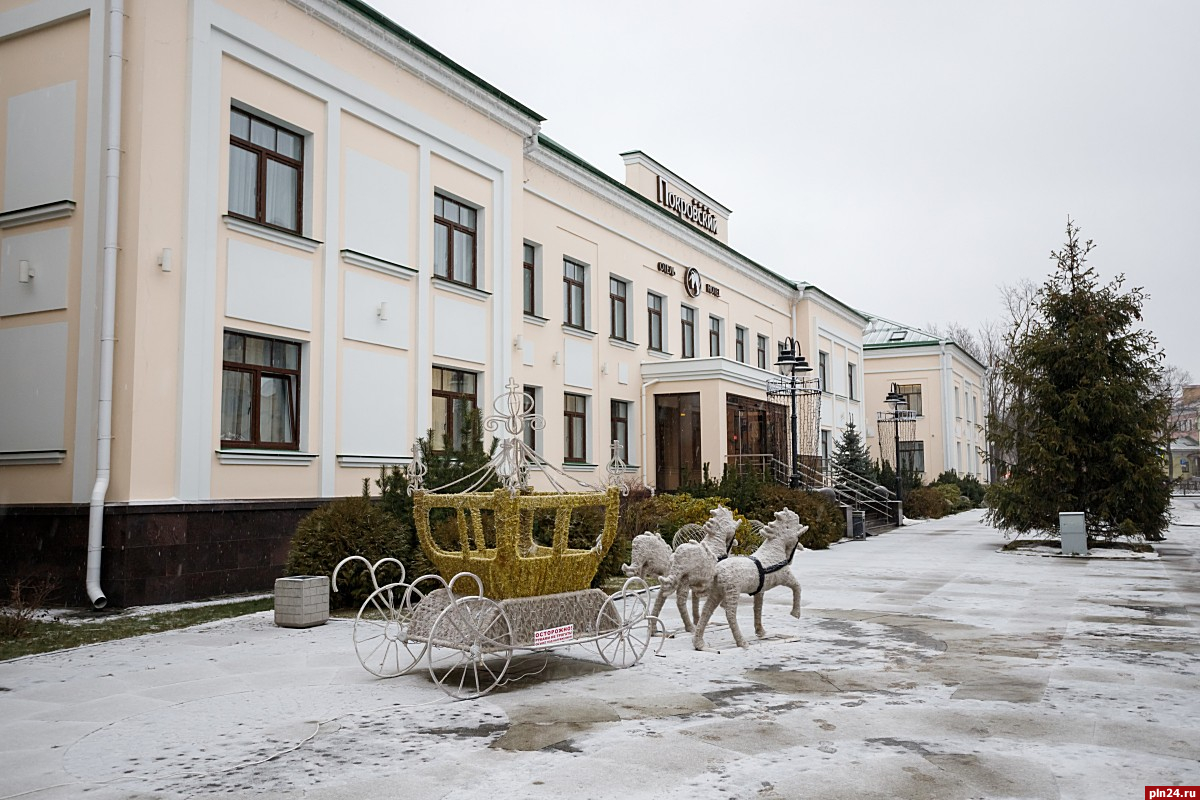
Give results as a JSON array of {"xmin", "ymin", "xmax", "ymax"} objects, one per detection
[{"xmin": 658, "ymin": 261, "xmax": 720, "ymax": 299}]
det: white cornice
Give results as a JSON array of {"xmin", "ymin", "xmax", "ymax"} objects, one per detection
[
  {"xmin": 798, "ymin": 284, "xmax": 871, "ymax": 329},
  {"xmin": 640, "ymin": 356, "xmax": 776, "ymax": 393},
  {"xmin": 291, "ymin": 0, "xmax": 541, "ymax": 139},
  {"xmin": 0, "ymin": 201, "xmax": 75, "ymax": 229},
  {"xmin": 526, "ymin": 147, "xmax": 796, "ymax": 302}
]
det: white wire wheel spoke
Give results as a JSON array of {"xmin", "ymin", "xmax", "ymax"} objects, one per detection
[
  {"xmin": 596, "ymin": 583, "xmax": 651, "ymax": 668},
  {"xmin": 353, "ymin": 582, "xmax": 427, "ymax": 678},
  {"xmin": 428, "ymin": 596, "xmax": 512, "ymax": 699}
]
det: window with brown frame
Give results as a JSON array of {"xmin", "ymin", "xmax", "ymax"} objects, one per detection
[
  {"xmin": 709, "ymin": 316, "xmax": 722, "ymax": 357},
  {"xmin": 681, "ymin": 306, "xmax": 695, "ymax": 358},
  {"xmin": 611, "ymin": 400, "xmax": 630, "ymax": 463},
  {"xmin": 563, "ymin": 258, "xmax": 586, "ymax": 329},
  {"xmin": 757, "ymin": 334, "xmax": 768, "ymax": 369},
  {"xmin": 228, "ymin": 108, "xmax": 304, "ymax": 234},
  {"xmin": 735, "ymin": 326, "xmax": 747, "ymax": 363},
  {"xmin": 220, "ymin": 331, "xmax": 301, "ymax": 449},
  {"xmin": 431, "ymin": 367, "xmax": 478, "ymax": 453},
  {"xmin": 564, "ymin": 393, "xmax": 588, "ymax": 463},
  {"xmin": 897, "ymin": 383, "xmax": 923, "ymax": 416},
  {"xmin": 522, "ymin": 243, "xmax": 537, "ymax": 315},
  {"xmin": 647, "ymin": 292, "xmax": 664, "ymax": 352},
  {"xmin": 610, "ymin": 277, "xmax": 628, "ymax": 340},
  {"xmin": 434, "ymin": 194, "xmax": 478, "ymax": 287}
]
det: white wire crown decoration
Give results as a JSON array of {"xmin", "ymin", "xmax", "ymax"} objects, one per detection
[{"xmin": 407, "ymin": 377, "xmax": 638, "ymax": 496}]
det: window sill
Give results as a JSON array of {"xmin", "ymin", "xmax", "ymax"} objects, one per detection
[
  {"xmin": 0, "ymin": 200, "xmax": 75, "ymax": 229},
  {"xmin": 217, "ymin": 449, "xmax": 318, "ymax": 466},
  {"xmin": 562, "ymin": 462, "xmax": 597, "ymax": 472},
  {"xmin": 523, "ymin": 313, "xmax": 549, "ymax": 326},
  {"xmin": 223, "ymin": 216, "xmax": 322, "ymax": 253},
  {"xmin": 337, "ymin": 454, "xmax": 412, "ymax": 468},
  {"xmin": 341, "ymin": 250, "xmax": 417, "ymax": 280},
  {"xmin": 646, "ymin": 349, "xmax": 673, "ymax": 360},
  {"xmin": 562, "ymin": 325, "xmax": 597, "ymax": 340},
  {"xmin": 608, "ymin": 337, "xmax": 640, "ymax": 351},
  {"xmin": 432, "ymin": 276, "xmax": 490, "ymax": 301},
  {"xmin": 0, "ymin": 449, "xmax": 67, "ymax": 465}
]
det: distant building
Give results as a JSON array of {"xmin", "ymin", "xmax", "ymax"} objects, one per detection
[
  {"xmin": 861, "ymin": 318, "xmax": 988, "ymax": 484},
  {"xmin": 1169, "ymin": 386, "xmax": 1200, "ymax": 481}
]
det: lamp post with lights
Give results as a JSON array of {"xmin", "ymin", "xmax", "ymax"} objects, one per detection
[{"xmin": 774, "ymin": 337, "xmax": 813, "ymax": 490}]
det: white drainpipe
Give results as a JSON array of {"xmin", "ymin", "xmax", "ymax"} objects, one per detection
[{"xmin": 86, "ymin": 0, "xmax": 124, "ymax": 610}]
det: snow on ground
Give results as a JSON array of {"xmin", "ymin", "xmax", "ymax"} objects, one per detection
[{"xmin": 1, "ymin": 508, "xmax": 1198, "ymax": 800}]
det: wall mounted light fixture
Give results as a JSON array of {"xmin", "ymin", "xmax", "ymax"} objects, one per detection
[
  {"xmin": 18, "ymin": 260, "xmax": 33, "ymax": 283},
  {"xmin": 376, "ymin": 301, "xmax": 389, "ymax": 321},
  {"xmin": 158, "ymin": 248, "xmax": 172, "ymax": 272}
]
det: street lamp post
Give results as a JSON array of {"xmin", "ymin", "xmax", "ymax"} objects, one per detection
[
  {"xmin": 884, "ymin": 382, "xmax": 908, "ymax": 506},
  {"xmin": 775, "ymin": 337, "xmax": 812, "ymax": 490}
]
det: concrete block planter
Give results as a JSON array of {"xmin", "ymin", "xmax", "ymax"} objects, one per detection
[{"xmin": 274, "ymin": 575, "xmax": 330, "ymax": 628}]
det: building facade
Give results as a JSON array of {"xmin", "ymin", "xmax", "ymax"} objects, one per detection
[
  {"xmin": 862, "ymin": 318, "xmax": 988, "ymax": 484},
  {"xmin": 0, "ymin": 0, "xmax": 867, "ymax": 606}
]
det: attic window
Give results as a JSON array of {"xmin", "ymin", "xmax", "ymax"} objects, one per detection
[{"xmin": 888, "ymin": 329, "xmax": 906, "ymax": 342}]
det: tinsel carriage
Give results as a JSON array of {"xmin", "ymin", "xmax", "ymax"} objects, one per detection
[{"xmin": 333, "ymin": 379, "xmax": 658, "ymax": 699}]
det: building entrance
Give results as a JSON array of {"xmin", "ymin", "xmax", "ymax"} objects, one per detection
[{"xmin": 655, "ymin": 393, "xmax": 701, "ymax": 491}]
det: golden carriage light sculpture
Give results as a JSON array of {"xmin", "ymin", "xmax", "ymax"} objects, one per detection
[
  {"xmin": 334, "ymin": 378, "xmax": 657, "ymax": 698},
  {"xmin": 413, "ymin": 486, "xmax": 621, "ymax": 600}
]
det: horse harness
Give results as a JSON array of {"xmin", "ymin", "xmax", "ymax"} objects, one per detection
[{"xmin": 748, "ymin": 539, "xmax": 800, "ymax": 596}]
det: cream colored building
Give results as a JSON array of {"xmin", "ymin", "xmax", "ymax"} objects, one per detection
[
  {"xmin": 862, "ymin": 318, "xmax": 988, "ymax": 483},
  {"xmin": 0, "ymin": 0, "xmax": 868, "ymax": 606}
]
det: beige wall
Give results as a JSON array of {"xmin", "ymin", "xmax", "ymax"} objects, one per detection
[{"xmin": 0, "ymin": 12, "xmax": 91, "ymax": 504}]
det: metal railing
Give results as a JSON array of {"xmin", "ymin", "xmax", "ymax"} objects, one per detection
[{"xmin": 726, "ymin": 453, "xmax": 898, "ymax": 532}]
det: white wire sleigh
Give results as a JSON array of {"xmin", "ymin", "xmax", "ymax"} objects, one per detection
[{"xmin": 332, "ymin": 379, "xmax": 659, "ymax": 699}]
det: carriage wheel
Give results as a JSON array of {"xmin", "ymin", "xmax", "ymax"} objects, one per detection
[
  {"xmin": 428, "ymin": 596, "xmax": 513, "ymax": 699},
  {"xmin": 353, "ymin": 582, "xmax": 427, "ymax": 678},
  {"xmin": 596, "ymin": 578, "xmax": 652, "ymax": 668}
]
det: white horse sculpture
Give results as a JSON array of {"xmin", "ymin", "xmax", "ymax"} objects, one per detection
[
  {"xmin": 652, "ymin": 505, "xmax": 739, "ymax": 634},
  {"xmin": 621, "ymin": 531, "xmax": 672, "ymax": 581},
  {"xmin": 692, "ymin": 508, "xmax": 806, "ymax": 650}
]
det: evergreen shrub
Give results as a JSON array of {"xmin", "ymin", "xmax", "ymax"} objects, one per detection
[
  {"xmin": 733, "ymin": 484, "xmax": 843, "ymax": 549},
  {"xmin": 285, "ymin": 491, "xmax": 407, "ymax": 608},
  {"xmin": 903, "ymin": 486, "xmax": 950, "ymax": 519}
]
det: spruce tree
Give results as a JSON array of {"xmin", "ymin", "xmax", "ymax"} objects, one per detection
[
  {"xmin": 831, "ymin": 420, "xmax": 877, "ymax": 484},
  {"xmin": 986, "ymin": 220, "xmax": 1171, "ymax": 541}
]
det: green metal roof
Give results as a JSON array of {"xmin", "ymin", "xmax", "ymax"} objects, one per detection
[{"xmin": 337, "ymin": 1, "xmax": 546, "ymax": 123}]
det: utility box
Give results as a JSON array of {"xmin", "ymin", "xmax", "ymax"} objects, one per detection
[
  {"xmin": 852, "ymin": 511, "xmax": 866, "ymax": 539},
  {"xmin": 274, "ymin": 576, "xmax": 330, "ymax": 628},
  {"xmin": 1059, "ymin": 512, "xmax": 1087, "ymax": 555}
]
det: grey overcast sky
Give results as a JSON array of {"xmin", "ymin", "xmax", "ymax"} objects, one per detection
[{"xmin": 370, "ymin": 0, "xmax": 1198, "ymax": 379}]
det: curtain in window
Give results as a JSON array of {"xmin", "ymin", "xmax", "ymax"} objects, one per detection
[
  {"xmin": 265, "ymin": 161, "xmax": 298, "ymax": 230},
  {"xmin": 259, "ymin": 375, "xmax": 295, "ymax": 445},
  {"xmin": 228, "ymin": 147, "xmax": 257, "ymax": 218},
  {"xmin": 221, "ymin": 370, "xmax": 253, "ymax": 442}
]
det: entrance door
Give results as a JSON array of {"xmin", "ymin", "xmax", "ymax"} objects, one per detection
[{"xmin": 655, "ymin": 393, "xmax": 701, "ymax": 491}]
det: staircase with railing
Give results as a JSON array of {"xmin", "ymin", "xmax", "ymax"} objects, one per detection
[{"xmin": 726, "ymin": 454, "xmax": 899, "ymax": 533}]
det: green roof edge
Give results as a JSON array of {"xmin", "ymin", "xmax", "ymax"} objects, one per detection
[
  {"xmin": 336, "ymin": 0, "xmax": 546, "ymax": 123},
  {"xmin": 864, "ymin": 338, "xmax": 988, "ymax": 372},
  {"xmin": 537, "ymin": 135, "xmax": 799, "ymax": 292}
]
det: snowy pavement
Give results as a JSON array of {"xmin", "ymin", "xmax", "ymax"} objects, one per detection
[{"xmin": 2, "ymin": 505, "xmax": 1198, "ymax": 800}]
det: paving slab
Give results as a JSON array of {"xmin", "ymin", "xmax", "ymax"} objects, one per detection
[{"xmin": 2, "ymin": 506, "xmax": 1198, "ymax": 799}]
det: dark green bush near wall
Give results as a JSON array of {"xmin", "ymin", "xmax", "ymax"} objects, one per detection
[
  {"xmin": 285, "ymin": 493, "xmax": 408, "ymax": 608},
  {"xmin": 904, "ymin": 486, "xmax": 950, "ymax": 519},
  {"xmin": 933, "ymin": 471, "xmax": 986, "ymax": 507},
  {"xmin": 730, "ymin": 484, "xmax": 843, "ymax": 550}
]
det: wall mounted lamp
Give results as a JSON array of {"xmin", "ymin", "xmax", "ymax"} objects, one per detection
[
  {"xmin": 376, "ymin": 301, "xmax": 389, "ymax": 321},
  {"xmin": 18, "ymin": 260, "xmax": 34, "ymax": 283}
]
